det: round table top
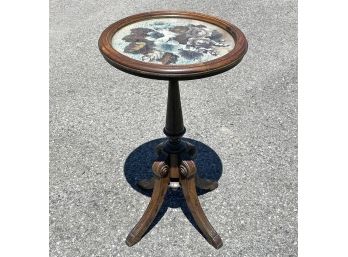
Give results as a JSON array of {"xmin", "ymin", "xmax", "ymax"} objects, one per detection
[{"xmin": 99, "ymin": 11, "xmax": 248, "ymax": 80}]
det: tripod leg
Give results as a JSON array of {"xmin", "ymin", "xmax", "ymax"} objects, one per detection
[
  {"xmin": 179, "ymin": 161, "xmax": 223, "ymax": 249},
  {"xmin": 126, "ymin": 162, "xmax": 169, "ymax": 246}
]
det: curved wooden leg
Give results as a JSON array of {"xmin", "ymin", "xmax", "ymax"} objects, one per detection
[
  {"xmin": 179, "ymin": 161, "xmax": 223, "ymax": 249},
  {"xmin": 126, "ymin": 162, "xmax": 170, "ymax": 246}
]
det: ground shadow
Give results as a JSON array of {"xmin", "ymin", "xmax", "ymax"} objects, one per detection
[
  {"xmin": 123, "ymin": 137, "xmax": 223, "ymax": 197},
  {"xmin": 122, "ymin": 137, "xmax": 223, "ymax": 239}
]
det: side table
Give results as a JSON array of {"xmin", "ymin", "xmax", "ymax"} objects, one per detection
[{"xmin": 98, "ymin": 11, "xmax": 248, "ymax": 249}]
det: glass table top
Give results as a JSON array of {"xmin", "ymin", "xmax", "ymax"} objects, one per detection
[{"xmin": 111, "ymin": 17, "xmax": 235, "ymax": 65}]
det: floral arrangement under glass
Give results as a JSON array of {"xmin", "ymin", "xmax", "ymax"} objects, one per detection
[{"xmin": 112, "ymin": 18, "xmax": 235, "ymax": 65}]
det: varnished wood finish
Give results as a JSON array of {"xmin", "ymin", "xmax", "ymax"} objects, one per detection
[
  {"xmin": 126, "ymin": 161, "xmax": 170, "ymax": 246},
  {"xmin": 164, "ymin": 80, "xmax": 185, "ymax": 137},
  {"xmin": 132, "ymin": 159, "xmax": 222, "ymax": 248},
  {"xmin": 99, "ymin": 11, "xmax": 248, "ymax": 80},
  {"xmin": 169, "ymin": 154, "xmax": 180, "ymax": 179},
  {"xmin": 180, "ymin": 161, "xmax": 223, "ymax": 249},
  {"xmin": 127, "ymin": 81, "xmax": 222, "ymax": 248},
  {"xmin": 99, "ymin": 10, "xmax": 248, "ymax": 249}
]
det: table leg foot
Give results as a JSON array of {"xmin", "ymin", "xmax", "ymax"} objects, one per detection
[
  {"xmin": 180, "ymin": 161, "xmax": 223, "ymax": 249},
  {"xmin": 126, "ymin": 162, "xmax": 169, "ymax": 246}
]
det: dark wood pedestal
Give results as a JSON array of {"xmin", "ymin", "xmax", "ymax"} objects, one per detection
[{"xmin": 126, "ymin": 80, "xmax": 222, "ymax": 248}]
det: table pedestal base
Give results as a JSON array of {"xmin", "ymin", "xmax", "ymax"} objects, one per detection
[
  {"xmin": 126, "ymin": 80, "xmax": 222, "ymax": 249},
  {"xmin": 137, "ymin": 175, "xmax": 218, "ymax": 191},
  {"xmin": 126, "ymin": 159, "xmax": 222, "ymax": 249}
]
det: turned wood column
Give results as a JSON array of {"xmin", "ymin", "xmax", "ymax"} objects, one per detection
[{"xmin": 163, "ymin": 80, "xmax": 186, "ymax": 139}]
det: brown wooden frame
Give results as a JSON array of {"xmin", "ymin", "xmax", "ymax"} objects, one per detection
[{"xmin": 98, "ymin": 10, "xmax": 248, "ymax": 80}]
